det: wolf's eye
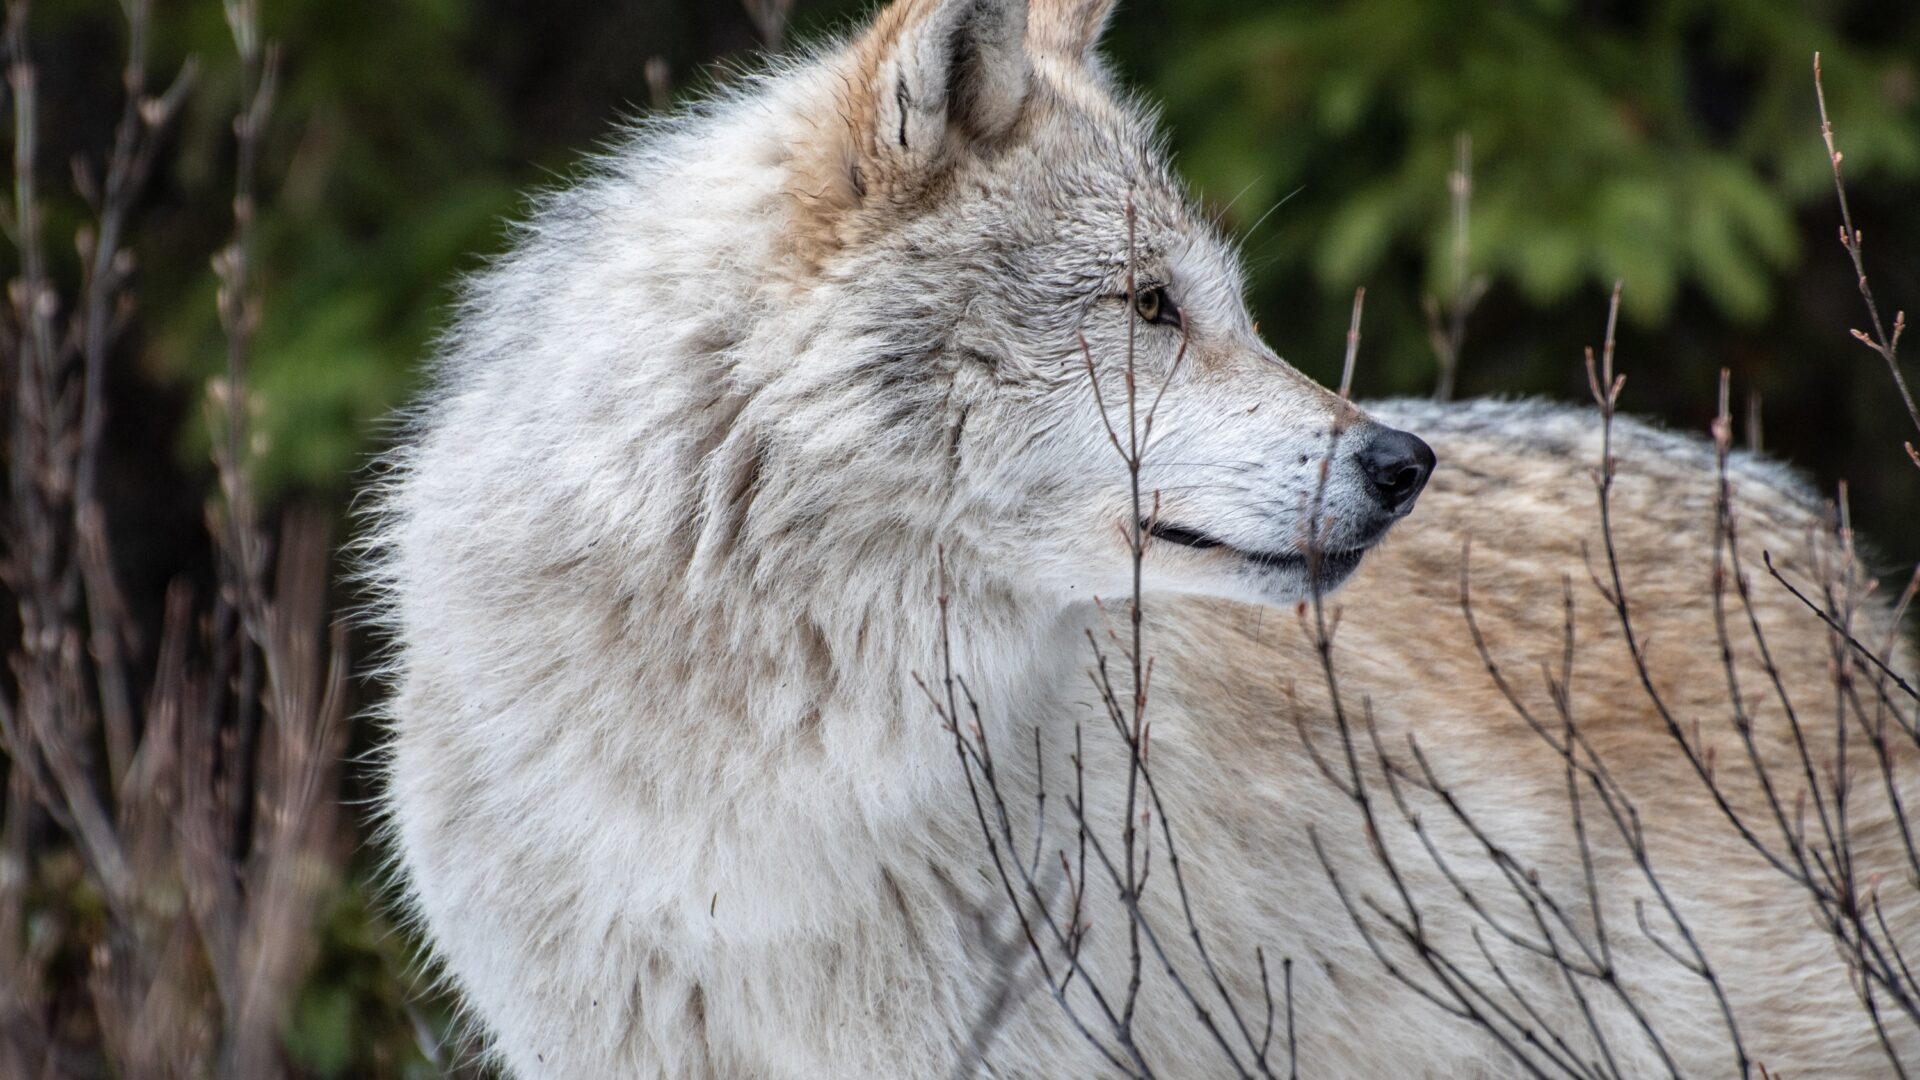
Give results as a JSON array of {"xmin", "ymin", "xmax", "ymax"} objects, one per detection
[{"xmin": 1132, "ymin": 286, "xmax": 1179, "ymax": 327}]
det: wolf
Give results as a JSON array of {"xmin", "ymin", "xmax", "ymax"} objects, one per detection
[{"xmin": 374, "ymin": 0, "xmax": 1919, "ymax": 1075}]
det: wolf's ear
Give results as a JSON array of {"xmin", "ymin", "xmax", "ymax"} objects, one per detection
[
  {"xmin": 861, "ymin": 0, "xmax": 1028, "ymax": 163},
  {"xmin": 807, "ymin": 0, "xmax": 1028, "ymax": 206},
  {"xmin": 1028, "ymin": 0, "xmax": 1119, "ymax": 60},
  {"xmin": 785, "ymin": 0, "xmax": 1029, "ymax": 263}
]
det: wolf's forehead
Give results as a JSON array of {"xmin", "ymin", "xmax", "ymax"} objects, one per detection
[
  {"xmin": 1029, "ymin": 77, "xmax": 1201, "ymax": 227},
  {"xmin": 993, "ymin": 59, "xmax": 1237, "ymax": 282},
  {"xmin": 1054, "ymin": 165, "xmax": 1229, "ymax": 276}
]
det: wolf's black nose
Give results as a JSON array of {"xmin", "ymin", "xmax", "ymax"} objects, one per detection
[{"xmin": 1358, "ymin": 426, "xmax": 1435, "ymax": 514}]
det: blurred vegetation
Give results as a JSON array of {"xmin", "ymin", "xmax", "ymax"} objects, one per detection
[
  {"xmin": 36, "ymin": 0, "xmax": 1920, "ymax": 544},
  {"xmin": 6, "ymin": 0, "xmax": 1918, "ymax": 1073}
]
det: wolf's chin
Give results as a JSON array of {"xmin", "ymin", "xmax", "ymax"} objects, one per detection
[
  {"xmin": 1146, "ymin": 519, "xmax": 1374, "ymax": 590},
  {"xmin": 1248, "ymin": 547, "xmax": 1370, "ymax": 601}
]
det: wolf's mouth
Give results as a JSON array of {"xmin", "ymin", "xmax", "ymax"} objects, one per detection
[{"xmin": 1145, "ymin": 521, "xmax": 1370, "ymax": 578}]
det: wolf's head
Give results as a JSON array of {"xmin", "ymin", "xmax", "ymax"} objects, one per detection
[{"xmin": 744, "ymin": 0, "xmax": 1432, "ymax": 609}]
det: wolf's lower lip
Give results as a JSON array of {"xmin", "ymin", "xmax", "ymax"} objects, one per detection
[{"xmin": 1145, "ymin": 521, "xmax": 1367, "ymax": 575}]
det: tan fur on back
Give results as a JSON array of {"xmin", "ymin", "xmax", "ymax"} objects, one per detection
[{"xmin": 1147, "ymin": 399, "xmax": 1918, "ymax": 1074}]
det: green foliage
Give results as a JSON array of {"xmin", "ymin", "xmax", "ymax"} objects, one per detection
[
  {"xmin": 283, "ymin": 877, "xmax": 457, "ymax": 1079},
  {"xmin": 125, "ymin": 0, "xmax": 521, "ymax": 498},
  {"xmin": 1134, "ymin": 0, "xmax": 1919, "ymax": 325}
]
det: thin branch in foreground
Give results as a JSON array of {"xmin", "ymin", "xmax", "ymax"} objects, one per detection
[
  {"xmin": 1813, "ymin": 52, "xmax": 1917, "ymax": 463},
  {"xmin": 933, "ymin": 193, "xmax": 1286, "ymax": 1079},
  {"xmin": 1, "ymin": 1, "xmax": 356, "ymax": 1075},
  {"xmin": 1339, "ymin": 287, "xmax": 1365, "ymax": 401}
]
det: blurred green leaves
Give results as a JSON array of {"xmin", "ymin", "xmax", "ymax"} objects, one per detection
[
  {"xmin": 76, "ymin": 0, "xmax": 526, "ymax": 500},
  {"xmin": 1140, "ymin": 0, "xmax": 1917, "ymax": 325}
]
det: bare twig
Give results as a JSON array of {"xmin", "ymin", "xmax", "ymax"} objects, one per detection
[
  {"xmin": 937, "ymin": 194, "xmax": 1285, "ymax": 1079},
  {"xmin": 743, "ymin": 0, "xmax": 795, "ymax": 50},
  {"xmin": 1339, "ymin": 287, "xmax": 1364, "ymax": 401},
  {"xmin": 1813, "ymin": 53, "xmax": 1917, "ymax": 462},
  {"xmin": 1426, "ymin": 132, "xmax": 1486, "ymax": 402}
]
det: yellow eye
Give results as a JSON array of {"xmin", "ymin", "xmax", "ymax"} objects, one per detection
[{"xmin": 1133, "ymin": 286, "xmax": 1164, "ymax": 324}]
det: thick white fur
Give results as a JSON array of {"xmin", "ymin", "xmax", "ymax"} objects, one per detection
[{"xmin": 373, "ymin": 1, "xmax": 1919, "ymax": 1075}]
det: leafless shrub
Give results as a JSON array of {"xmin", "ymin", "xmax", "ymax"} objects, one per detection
[
  {"xmin": 929, "ymin": 196, "xmax": 1296, "ymax": 1080},
  {"xmin": 1297, "ymin": 67, "xmax": 1920, "ymax": 1067},
  {"xmin": 939, "ymin": 58, "xmax": 1918, "ymax": 1080},
  {"xmin": 1313, "ymin": 273, "xmax": 1917, "ymax": 1075},
  {"xmin": 1813, "ymin": 53, "xmax": 1916, "ymax": 471},
  {"xmin": 1299, "ymin": 287, "xmax": 1759, "ymax": 1078},
  {"xmin": 0, "ymin": 1, "xmax": 354, "ymax": 1075}
]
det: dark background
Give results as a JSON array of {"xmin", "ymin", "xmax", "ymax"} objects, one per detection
[{"xmin": 9, "ymin": 0, "xmax": 1919, "ymax": 1071}]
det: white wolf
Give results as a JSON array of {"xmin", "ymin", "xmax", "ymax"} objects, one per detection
[{"xmin": 375, "ymin": 0, "xmax": 1919, "ymax": 1075}]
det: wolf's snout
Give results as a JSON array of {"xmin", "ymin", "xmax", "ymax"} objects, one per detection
[{"xmin": 1357, "ymin": 426, "xmax": 1435, "ymax": 515}]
